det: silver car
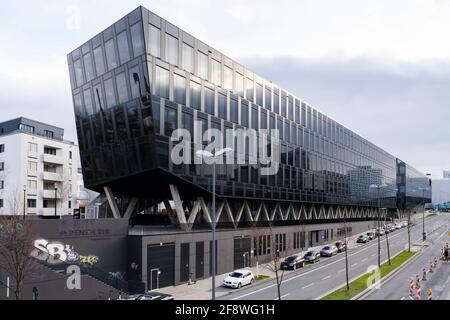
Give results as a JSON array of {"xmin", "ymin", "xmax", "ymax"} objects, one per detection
[{"xmin": 320, "ymin": 245, "xmax": 338, "ymax": 257}]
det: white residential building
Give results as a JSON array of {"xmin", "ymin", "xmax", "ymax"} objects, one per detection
[{"xmin": 0, "ymin": 117, "xmax": 81, "ymax": 217}]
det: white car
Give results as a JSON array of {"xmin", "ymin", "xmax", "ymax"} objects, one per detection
[
  {"xmin": 223, "ymin": 269, "xmax": 254, "ymax": 289},
  {"xmin": 394, "ymin": 223, "xmax": 402, "ymax": 229}
]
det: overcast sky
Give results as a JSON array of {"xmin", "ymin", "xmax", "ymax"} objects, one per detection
[{"xmin": 1, "ymin": 0, "xmax": 449, "ymax": 179}]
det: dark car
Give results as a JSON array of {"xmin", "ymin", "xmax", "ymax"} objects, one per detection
[
  {"xmin": 303, "ymin": 251, "xmax": 320, "ymax": 264},
  {"xmin": 281, "ymin": 255, "xmax": 305, "ymax": 270},
  {"xmin": 366, "ymin": 232, "xmax": 375, "ymax": 240},
  {"xmin": 335, "ymin": 241, "xmax": 346, "ymax": 253},
  {"xmin": 135, "ymin": 292, "xmax": 174, "ymax": 300},
  {"xmin": 356, "ymin": 235, "xmax": 369, "ymax": 243}
]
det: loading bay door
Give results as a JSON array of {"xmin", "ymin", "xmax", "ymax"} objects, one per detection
[
  {"xmin": 147, "ymin": 243, "xmax": 175, "ymax": 290},
  {"xmin": 233, "ymin": 237, "xmax": 252, "ymax": 270}
]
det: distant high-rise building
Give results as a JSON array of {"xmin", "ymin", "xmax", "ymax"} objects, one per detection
[{"xmin": 443, "ymin": 170, "xmax": 450, "ymax": 179}]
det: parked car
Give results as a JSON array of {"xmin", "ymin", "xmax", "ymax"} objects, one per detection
[
  {"xmin": 281, "ymin": 255, "xmax": 305, "ymax": 270},
  {"xmin": 335, "ymin": 241, "xmax": 346, "ymax": 253},
  {"xmin": 303, "ymin": 251, "xmax": 321, "ymax": 263},
  {"xmin": 223, "ymin": 270, "xmax": 254, "ymax": 289},
  {"xmin": 402, "ymin": 221, "xmax": 408, "ymax": 227},
  {"xmin": 320, "ymin": 245, "xmax": 338, "ymax": 257},
  {"xmin": 375, "ymin": 228, "xmax": 385, "ymax": 236},
  {"xmin": 366, "ymin": 232, "xmax": 375, "ymax": 240},
  {"xmin": 135, "ymin": 293, "xmax": 174, "ymax": 300},
  {"xmin": 394, "ymin": 223, "xmax": 402, "ymax": 230},
  {"xmin": 357, "ymin": 235, "xmax": 370, "ymax": 243}
]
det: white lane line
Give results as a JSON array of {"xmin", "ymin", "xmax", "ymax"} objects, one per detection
[
  {"xmin": 231, "ymin": 221, "xmax": 435, "ymax": 300},
  {"xmin": 273, "ymin": 293, "xmax": 290, "ymax": 300},
  {"xmin": 322, "ymin": 275, "xmax": 331, "ymax": 281},
  {"xmin": 351, "ymin": 263, "xmax": 357, "ymax": 267},
  {"xmin": 371, "ymin": 254, "xmax": 376, "ymax": 257},
  {"xmin": 338, "ymin": 269, "xmax": 345, "ymax": 273},
  {"xmin": 362, "ymin": 258, "xmax": 368, "ymax": 262},
  {"xmin": 302, "ymin": 283, "xmax": 314, "ymax": 290}
]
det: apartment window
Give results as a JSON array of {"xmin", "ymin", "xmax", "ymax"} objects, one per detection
[
  {"xmin": 68, "ymin": 200, "xmax": 72, "ymax": 209},
  {"xmin": 198, "ymin": 51, "xmax": 208, "ymax": 80},
  {"xmin": 0, "ymin": 199, "xmax": 3, "ymax": 208},
  {"xmin": 28, "ymin": 180, "xmax": 37, "ymax": 190},
  {"xmin": 130, "ymin": 23, "xmax": 144, "ymax": 57},
  {"xmin": 165, "ymin": 33, "xmax": 178, "ymax": 65},
  {"xmin": 69, "ymin": 151, "xmax": 73, "ymax": 159},
  {"xmin": 44, "ymin": 130, "xmax": 54, "ymax": 139},
  {"xmin": 27, "ymin": 199, "xmax": 37, "ymax": 208},
  {"xmin": 105, "ymin": 39, "xmax": 118, "ymax": 71},
  {"xmin": 44, "ymin": 164, "xmax": 57, "ymax": 173},
  {"xmin": 0, "ymin": 144, "xmax": 4, "ymax": 153},
  {"xmin": 83, "ymin": 53, "xmax": 94, "ymax": 81},
  {"xmin": 28, "ymin": 161, "xmax": 37, "ymax": 171},
  {"xmin": 93, "ymin": 45, "xmax": 105, "ymax": 76},
  {"xmin": 149, "ymin": 25, "xmax": 161, "ymax": 58},
  {"xmin": 0, "ymin": 162, "xmax": 4, "ymax": 171},
  {"xmin": 182, "ymin": 43, "xmax": 194, "ymax": 73},
  {"xmin": 211, "ymin": 59, "xmax": 221, "ymax": 86},
  {"xmin": 155, "ymin": 66, "xmax": 169, "ymax": 99},
  {"xmin": 27, "ymin": 143, "xmax": 37, "ymax": 155},
  {"xmin": 174, "ymin": 74, "xmax": 186, "ymax": 105},
  {"xmin": 19, "ymin": 124, "xmax": 34, "ymax": 134},
  {"xmin": 0, "ymin": 181, "xmax": 4, "ymax": 189},
  {"xmin": 44, "ymin": 147, "xmax": 57, "ymax": 155},
  {"xmin": 190, "ymin": 80, "xmax": 201, "ymax": 110}
]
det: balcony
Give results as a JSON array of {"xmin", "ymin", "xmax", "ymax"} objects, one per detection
[
  {"xmin": 41, "ymin": 189, "xmax": 61, "ymax": 199},
  {"xmin": 27, "ymin": 207, "xmax": 37, "ymax": 215},
  {"xmin": 27, "ymin": 189, "xmax": 37, "ymax": 196},
  {"xmin": 42, "ymin": 153, "xmax": 64, "ymax": 165},
  {"xmin": 42, "ymin": 172, "xmax": 63, "ymax": 182},
  {"xmin": 28, "ymin": 151, "xmax": 38, "ymax": 159},
  {"xmin": 40, "ymin": 208, "xmax": 57, "ymax": 216},
  {"xmin": 27, "ymin": 169, "xmax": 38, "ymax": 177}
]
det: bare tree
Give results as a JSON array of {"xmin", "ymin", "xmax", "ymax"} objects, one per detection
[
  {"xmin": 407, "ymin": 210, "xmax": 412, "ymax": 252},
  {"xmin": 56, "ymin": 168, "xmax": 73, "ymax": 217},
  {"xmin": 263, "ymin": 221, "xmax": 291, "ymax": 300},
  {"xmin": 7, "ymin": 186, "xmax": 25, "ymax": 218},
  {"xmin": 342, "ymin": 219, "xmax": 350, "ymax": 290},
  {"xmin": 0, "ymin": 216, "xmax": 37, "ymax": 299},
  {"xmin": 383, "ymin": 211, "xmax": 391, "ymax": 265}
]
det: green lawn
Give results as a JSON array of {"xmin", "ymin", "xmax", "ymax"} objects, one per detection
[
  {"xmin": 255, "ymin": 275, "xmax": 270, "ymax": 281},
  {"xmin": 321, "ymin": 251, "xmax": 416, "ymax": 300}
]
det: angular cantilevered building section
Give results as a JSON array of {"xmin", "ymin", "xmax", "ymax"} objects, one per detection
[{"xmin": 67, "ymin": 6, "xmax": 431, "ymax": 228}]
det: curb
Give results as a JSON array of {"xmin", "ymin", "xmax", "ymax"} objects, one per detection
[{"xmin": 354, "ymin": 247, "xmax": 425, "ymax": 300}]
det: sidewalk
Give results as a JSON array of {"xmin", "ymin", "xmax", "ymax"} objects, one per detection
[{"xmin": 157, "ymin": 229, "xmax": 374, "ymax": 300}]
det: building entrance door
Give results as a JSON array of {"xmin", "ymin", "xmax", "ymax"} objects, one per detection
[{"xmin": 150, "ymin": 268, "xmax": 160, "ymax": 291}]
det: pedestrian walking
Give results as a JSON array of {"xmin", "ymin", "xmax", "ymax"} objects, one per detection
[{"xmin": 445, "ymin": 245, "xmax": 449, "ymax": 262}]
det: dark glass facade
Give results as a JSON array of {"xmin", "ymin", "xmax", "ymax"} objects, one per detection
[{"xmin": 67, "ymin": 6, "xmax": 431, "ymax": 209}]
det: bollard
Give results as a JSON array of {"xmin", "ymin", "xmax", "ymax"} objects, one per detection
[
  {"xmin": 428, "ymin": 288, "xmax": 432, "ymax": 300},
  {"xmin": 434, "ymin": 257, "xmax": 438, "ymax": 268},
  {"xmin": 416, "ymin": 287, "xmax": 421, "ymax": 300},
  {"xmin": 429, "ymin": 261, "xmax": 434, "ymax": 273},
  {"xmin": 415, "ymin": 274, "xmax": 421, "ymax": 289},
  {"xmin": 409, "ymin": 277, "xmax": 415, "ymax": 299}
]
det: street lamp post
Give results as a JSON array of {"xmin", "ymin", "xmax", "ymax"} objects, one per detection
[
  {"xmin": 196, "ymin": 147, "xmax": 232, "ymax": 301},
  {"xmin": 370, "ymin": 184, "xmax": 387, "ymax": 268},
  {"xmin": 23, "ymin": 185, "xmax": 26, "ymax": 220},
  {"xmin": 418, "ymin": 182, "xmax": 430, "ymax": 242},
  {"xmin": 54, "ymin": 187, "xmax": 57, "ymax": 217}
]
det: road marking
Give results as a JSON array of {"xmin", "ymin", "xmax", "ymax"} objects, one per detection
[
  {"xmin": 338, "ymin": 269, "xmax": 345, "ymax": 273},
  {"xmin": 351, "ymin": 263, "xmax": 357, "ymax": 267},
  {"xmin": 322, "ymin": 275, "xmax": 331, "ymax": 281},
  {"xmin": 302, "ymin": 283, "xmax": 314, "ymax": 290},
  {"xmin": 273, "ymin": 293, "xmax": 290, "ymax": 300},
  {"xmin": 362, "ymin": 258, "xmax": 368, "ymax": 262},
  {"xmin": 231, "ymin": 220, "xmax": 432, "ymax": 300}
]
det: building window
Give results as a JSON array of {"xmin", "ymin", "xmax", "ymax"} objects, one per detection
[
  {"xmin": 68, "ymin": 200, "xmax": 72, "ymax": 209},
  {"xmin": 104, "ymin": 78, "xmax": 116, "ymax": 108},
  {"xmin": 93, "ymin": 83, "xmax": 105, "ymax": 111},
  {"xmin": 83, "ymin": 89, "xmax": 94, "ymax": 115},
  {"xmin": 44, "ymin": 130, "xmax": 54, "ymax": 139},
  {"xmin": 230, "ymin": 97, "xmax": 238, "ymax": 123},
  {"xmin": 174, "ymin": 74, "xmax": 186, "ymax": 105},
  {"xmin": 155, "ymin": 66, "xmax": 169, "ymax": 99},
  {"xmin": 246, "ymin": 78, "xmax": 254, "ymax": 102},
  {"xmin": 116, "ymin": 72, "xmax": 129, "ymax": 104},
  {"xmin": 0, "ymin": 199, "xmax": 3, "ymax": 208},
  {"xmin": 204, "ymin": 87, "xmax": 215, "ymax": 115},
  {"xmin": 73, "ymin": 59, "xmax": 83, "ymax": 87},
  {"xmin": 44, "ymin": 147, "xmax": 57, "ymax": 155},
  {"xmin": 211, "ymin": 59, "xmax": 221, "ymax": 86},
  {"xmin": 224, "ymin": 66, "xmax": 233, "ymax": 90},
  {"xmin": 235, "ymin": 73, "xmax": 244, "ymax": 96},
  {"xmin": 149, "ymin": 24, "xmax": 161, "ymax": 58},
  {"xmin": 0, "ymin": 162, "xmax": 4, "ymax": 171},
  {"xmin": 27, "ymin": 199, "xmax": 37, "ymax": 208},
  {"xmin": 218, "ymin": 93, "xmax": 227, "ymax": 119},
  {"xmin": 0, "ymin": 144, "xmax": 4, "ymax": 153},
  {"xmin": 273, "ymin": 91, "xmax": 279, "ymax": 114},
  {"xmin": 117, "ymin": 31, "xmax": 130, "ymax": 65},
  {"xmin": 130, "ymin": 22, "xmax": 144, "ymax": 57},
  {"xmin": 28, "ymin": 180, "xmax": 37, "ymax": 190},
  {"xmin": 198, "ymin": 51, "xmax": 208, "ymax": 80},
  {"xmin": 182, "ymin": 43, "xmax": 194, "ymax": 73},
  {"xmin": 164, "ymin": 106, "xmax": 177, "ymax": 136},
  {"xmin": 105, "ymin": 39, "xmax": 118, "ymax": 71},
  {"xmin": 165, "ymin": 33, "xmax": 178, "ymax": 65},
  {"xmin": 28, "ymin": 161, "xmax": 37, "ymax": 171},
  {"xmin": 0, "ymin": 181, "xmax": 4, "ymax": 189},
  {"xmin": 241, "ymin": 101, "xmax": 249, "ymax": 127},
  {"xmin": 83, "ymin": 53, "xmax": 94, "ymax": 82},
  {"xmin": 190, "ymin": 80, "xmax": 201, "ymax": 110},
  {"xmin": 251, "ymin": 107, "xmax": 258, "ymax": 130},
  {"xmin": 129, "ymin": 65, "xmax": 141, "ymax": 99},
  {"xmin": 19, "ymin": 124, "xmax": 34, "ymax": 134},
  {"xmin": 256, "ymin": 83, "xmax": 263, "ymax": 106},
  {"xmin": 93, "ymin": 45, "xmax": 105, "ymax": 76}
]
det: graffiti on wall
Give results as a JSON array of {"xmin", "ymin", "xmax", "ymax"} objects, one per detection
[{"xmin": 30, "ymin": 239, "xmax": 99, "ymax": 266}]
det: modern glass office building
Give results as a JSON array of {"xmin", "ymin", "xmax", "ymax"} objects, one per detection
[
  {"xmin": 67, "ymin": 6, "xmax": 431, "ymax": 290},
  {"xmin": 67, "ymin": 6, "xmax": 430, "ymax": 225}
]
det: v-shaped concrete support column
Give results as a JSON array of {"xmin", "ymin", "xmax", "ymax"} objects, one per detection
[{"xmin": 104, "ymin": 187, "xmax": 121, "ymax": 219}]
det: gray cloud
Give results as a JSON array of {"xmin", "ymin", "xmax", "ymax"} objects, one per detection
[{"xmin": 239, "ymin": 56, "xmax": 450, "ymax": 178}]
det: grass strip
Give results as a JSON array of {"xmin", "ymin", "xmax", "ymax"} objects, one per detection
[{"xmin": 321, "ymin": 250, "xmax": 416, "ymax": 300}]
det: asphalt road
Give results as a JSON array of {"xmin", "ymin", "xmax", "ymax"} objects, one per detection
[
  {"xmin": 220, "ymin": 213, "xmax": 449, "ymax": 300},
  {"xmin": 363, "ymin": 214, "xmax": 450, "ymax": 300}
]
